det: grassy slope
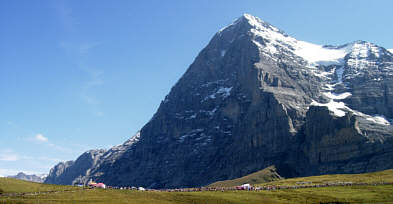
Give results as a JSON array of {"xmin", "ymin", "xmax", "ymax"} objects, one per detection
[
  {"xmin": 0, "ymin": 177, "xmax": 77, "ymax": 194},
  {"xmin": 2, "ymin": 169, "xmax": 393, "ymax": 203},
  {"xmin": 208, "ymin": 165, "xmax": 283, "ymax": 187},
  {"xmin": 258, "ymin": 169, "xmax": 393, "ymax": 186}
]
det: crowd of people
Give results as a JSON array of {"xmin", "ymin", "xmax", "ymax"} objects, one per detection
[{"xmin": 101, "ymin": 181, "xmax": 393, "ymax": 192}]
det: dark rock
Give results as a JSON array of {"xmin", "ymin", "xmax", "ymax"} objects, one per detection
[{"xmin": 44, "ymin": 149, "xmax": 105, "ymax": 185}]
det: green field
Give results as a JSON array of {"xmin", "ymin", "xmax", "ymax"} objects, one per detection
[
  {"xmin": 259, "ymin": 169, "xmax": 393, "ymax": 187},
  {"xmin": 0, "ymin": 177, "xmax": 77, "ymax": 194},
  {"xmin": 1, "ymin": 185, "xmax": 393, "ymax": 203},
  {"xmin": 1, "ymin": 169, "xmax": 393, "ymax": 203}
]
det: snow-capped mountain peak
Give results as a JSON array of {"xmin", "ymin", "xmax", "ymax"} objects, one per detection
[
  {"xmin": 241, "ymin": 13, "xmax": 283, "ymax": 33},
  {"xmin": 223, "ymin": 14, "xmax": 391, "ymax": 71},
  {"xmin": 223, "ymin": 14, "xmax": 351, "ymax": 67}
]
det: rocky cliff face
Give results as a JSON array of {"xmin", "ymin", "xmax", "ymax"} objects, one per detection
[
  {"xmin": 45, "ymin": 149, "xmax": 105, "ymax": 185},
  {"xmin": 45, "ymin": 133, "xmax": 140, "ymax": 185},
  {"xmin": 46, "ymin": 14, "xmax": 393, "ymax": 188}
]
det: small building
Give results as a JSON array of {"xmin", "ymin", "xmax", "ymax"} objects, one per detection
[{"xmin": 88, "ymin": 180, "xmax": 106, "ymax": 189}]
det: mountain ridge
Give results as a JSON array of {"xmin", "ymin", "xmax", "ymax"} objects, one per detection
[
  {"xmin": 45, "ymin": 14, "xmax": 393, "ymax": 188},
  {"xmin": 8, "ymin": 172, "xmax": 47, "ymax": 183}
]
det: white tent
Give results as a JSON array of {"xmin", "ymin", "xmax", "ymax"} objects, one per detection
[{"xmin": 241, "ymin": 183, "xmax": 251, "ymax": 190}]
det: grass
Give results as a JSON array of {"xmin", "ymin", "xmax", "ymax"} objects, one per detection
[
  {"xmin": 1, "ymin": 185, "xmax": 393, "ymax": 203},
  {"xmin": 208, "ymin": 165, "xmax": 282, "ymax": 188},
  {"xmin": 0, "ymin": 189, "xmax": 278, "ymax": 204},
  {"xmin": 0, "ymin": 177, "xmax": 77, "ymax": 194},
  {"xmin": 2, "ymin": 169, "xmax": 393, "ymax": 203},
  {"xmin": 258, "ymin": 169, "xmax": 393, "ymax": 187}
]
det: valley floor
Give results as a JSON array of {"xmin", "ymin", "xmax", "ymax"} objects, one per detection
[
  {"xmin": 1, "ymin": 184, "xmax": 393, "ymax": 203},
  {"xmin": 2, "ymin": 169, "xmax": 393, "ymax": 203}
]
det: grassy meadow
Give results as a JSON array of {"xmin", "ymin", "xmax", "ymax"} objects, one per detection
[
  {"xmin": 1, "ymin": 169, "xmax": 393, "ymax": 203},
  {"xmin": 0, "ymin": 177, "xmax": 77, "ymax": 194}
]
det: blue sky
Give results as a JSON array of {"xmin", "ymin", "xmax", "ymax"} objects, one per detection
[{"xmin": 1, "ymin": 0, "xmax": 392, "ymax": 176}]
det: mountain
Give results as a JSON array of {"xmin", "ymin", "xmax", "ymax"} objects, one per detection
[
  {"xmin": 45, "ymin": 14, "xmax": 393, "ymax": 188},
  {"xmin": 8, "ymin": 172, "xmax": 47, "ymax": 183}
]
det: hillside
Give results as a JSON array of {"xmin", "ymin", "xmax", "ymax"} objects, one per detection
[
  {"xmin": 208, "ymin": 165, "xmax": 283, "ymax": 187},
  {"xmin": 209, "ymin": 167, "xmax": 393, "ymax": 188},
  {"xmin": 0, "ymin": 177, "xmax": 77, "ymax": 194},
  {"xmin": 259, "ymin": 168, "xmax": 393, "ymax": 187}
]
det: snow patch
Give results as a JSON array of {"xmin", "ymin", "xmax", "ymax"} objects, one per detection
[
  {"xmin": 311, "ymin": 100, "xmax": 348, "ymax": 117},
  {"xmin": 323, "ymin": 84, "xmax": 335, "ymax": 91},
  {"xmin": 216, "ymin": 87, "xmax": 232, "ymax": 97},
  {"xmin": 388, "ymin": 49, "xmax": 393, "ymax": 53},
  {"xmin": 323, "ymin": 92, "xmax": 352, "ymax": 100},
  {"xmin": 310, "ymin": 101, "xmax": 391, "ymax": 125},
  {"xmin": 204, "ymin": 87, "xmax": 232, "ymax": 101},
  {"xmin": 221, "ymin": 50, "xmax": 226, "ymax": 57},
  {"xmin": 294, "ymin": 41, "xmax": 350, "ymax": 66},
  {"xmin": 179, "ymin": 129, "xmax": 204, "ymax": 142},
  {"xmin": 366, "ymin": 115, "xmax": 391, "ymax": 125}
]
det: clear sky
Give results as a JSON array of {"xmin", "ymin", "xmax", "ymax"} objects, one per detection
[{"xmin": 1, "ymin": 0, "xmax": 392, "ymax": 176}]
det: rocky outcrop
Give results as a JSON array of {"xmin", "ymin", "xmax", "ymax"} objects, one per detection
[
  {"xmin": 46, "ymin": 14, "xmax": 393, "ymax": 188},
  {"xmin": 44, "ymin": 132, "xmax": 141, "ymax": 185},
  {"xmin": 301, "ymin": 105, "xmax": 393, "ymax": 175},
  {"xmin": 44, "ymin": 149, "xmax": 105, "ymax": 185}
]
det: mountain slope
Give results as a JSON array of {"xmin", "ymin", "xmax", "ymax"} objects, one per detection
[
  {"xmin": 45, "ymin": 149, "xmax": 105, "ymax": 185},
  {"xmin": 46, "ymin": 14, "xmax": 393, "ymax": 188},
  {"xmin": 45, "ymin": 133, "xmax": 140, "ymax": 185}
]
